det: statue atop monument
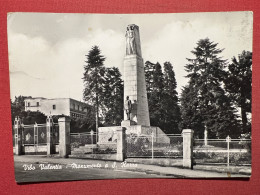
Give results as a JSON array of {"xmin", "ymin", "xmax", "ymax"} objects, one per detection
[
  {"xmin": 125, "ymin": 25, "xmax": 137, "ymax": 55},
  {"xmin": 124, "ymin": 96, "xmax": 132, "ymax": 120},
  {"xmin": 123, "ymin": 24, "xmax": 150, "ymax": 126}
]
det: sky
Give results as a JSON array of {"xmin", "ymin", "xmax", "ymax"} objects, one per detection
[{"xmin": 8, "ymin": 12, "xmax": 253, "ymax": 101}]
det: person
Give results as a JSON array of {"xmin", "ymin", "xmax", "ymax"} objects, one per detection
[{"xmin": 124, "ymin": 96, "xmax": 132, "ymax": 120}]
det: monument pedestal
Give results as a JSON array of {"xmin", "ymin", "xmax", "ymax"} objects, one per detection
[{"xmin": 121, "ymin": 120, "xmax": 136, "ymax": 127}]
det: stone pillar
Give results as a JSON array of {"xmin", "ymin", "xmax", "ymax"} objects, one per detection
[
  {"xmin": 117, "ymin": 127, "xmax": 126, "ymax": 161},
  {"xmin": 204, "ymin": 125, "xmax": 208, "ymax": 146},
  {"xmin": 58, "ymin": 117, "xmax": 71, "ymax": 158},
  {"xmin": 14, "ymin": 117, "xmax": 23, "ymax": 155},
  {"xmin": 123, "ymin": 24, "xmax": 150, "ymax": 126},
  {"xmin": 46, "ymin": 116, "xmax": 55, "ymax": 155},
  {"xmin": 182, "ymin": 129, "xmax": 194, "ymax": 169}
]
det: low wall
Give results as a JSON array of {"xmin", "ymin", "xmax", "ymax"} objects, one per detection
[
  {"xmin": 70, "ymin": 153, "xmax": 117, "ymax": 161},
  {"xmin": 125, "ymin": 158, "xmax": 183, "ymax": 167},
  {"xmin": 98, "ymin": 125, "xmax": 170, "ymax": 144},
  {"xmin": 13, "ymin": 145, "xmax": 59, "ymax": 155}
]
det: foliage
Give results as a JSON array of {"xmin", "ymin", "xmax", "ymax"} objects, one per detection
[
  {"xmin": 145, "ymin": 62, "xmax": 164, "ymax": 129},
  {"xmin": 93, "ymin": 147, "xmax": 116, "ymax": 154},
  {"xmin": 102, "ymin": 67, "xmax": 124, "ymax": 126},
  {"xmin": 162, "ymin": 62, "xmax": 182, "ymax": 133},
  {"xmin": 144, "ymin": 61, "xmax": 181, "ymax": 134},
  {"xmin": 180, "ymin": 38, "xmax": 240, "ymax": 138},
  {"xmin": 194, "ymin": 151, "xmax": 251, "ymax": 165},
  {"xmin": 224, "ymin": 51, "xmax": 252, "ymax": 134},
  {"xmin": 70, "ymin": 142, "xmax": 81, "ymax": 150},
  {"xmin": 83, "ymin": 45, "xmax": 106, "ymax": 130},
  {"xmin": 126, "ymin": 134, "xmax": 151, "ymax": 156},
  {"xmin": 83, "ymin": 46, "xmax": 124, "ymax": 127}
]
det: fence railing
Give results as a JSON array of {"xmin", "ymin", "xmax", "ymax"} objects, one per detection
[
  {"xmin": 70, "ymin": 132, "xmax": 96, "ymax": 148},
  {"xmin": 70, "ymin": 131, "xmax": 117, "ymax": 154},
  {"xmin": 193, "ymin": 138, "xmax": 251, "ymax": 166},
  {"xmin": 126, "ymin": 133, "xmax": 183, "ymax": 158}
]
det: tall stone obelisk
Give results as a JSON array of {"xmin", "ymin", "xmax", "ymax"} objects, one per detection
[{"xmin": 123, "ymin": 24, "xmax": 150, "ymax": 126}]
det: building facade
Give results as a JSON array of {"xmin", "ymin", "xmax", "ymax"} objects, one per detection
[{"xmin": 24, "ymin": 97, "xmax": 89, "ymax": 119}]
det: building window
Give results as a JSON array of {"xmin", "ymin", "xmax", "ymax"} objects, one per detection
[
  {"xmin": 73, "ymin": 104, "xmax": 75, "ymax": 110},
  {"xmin": 78, "ymin": 105, "xmax": 80, "ymax": 110},
  {"xmin": 28, "ymin": 102, "xmax": 30, "ymax": 107},
  {"xmin": 37, "ymin": 102, "xmax": 39, "ymax": 107},
  {"xmin": 53, "ymin": 105, "xmax": 56, "ymax": 110}
]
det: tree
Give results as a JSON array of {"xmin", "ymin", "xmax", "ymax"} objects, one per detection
[
  {"xmin": 162, "ymin": 62, "xmax": 181, "ymax": 134},
  {"xmin": 20, "ymin": 111, "xmax": 47, "ymax": 125},
  {"xmin": 83, "ymin": 46, "xmax": 106, "ymax": 132},
  {"xmin": 144, "ymin": 61, "xmax": 156, "ymax": 94},
  {"xmin": 145, "ymin": 62, "xmax": 164, "ymax": 128},
  {"xmin": 180, "ymin": 85, "xmax": 205, "ymax": 138},
  {"xmin": 181, "ymin": 38, "xmax": 240, "ymax": 138},
  {"xmin": 224, "ymin": 51, "xmax": 252, "ymax": 133},
  {"xmin": 102, "ymin": 67, "xmax": 124, "ymax": 126},
  {"xmin": 144, "ymin": 61, "xmax": 181, "ymax": 134},
  {"xmin": 11, "ymin": 96, "xmax": 31, "ymax": 122}
]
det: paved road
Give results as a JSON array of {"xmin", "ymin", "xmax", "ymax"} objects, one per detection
[
  {"xmin": 13, "ymin": 155, "xmax": 249, "ymax": 183},
  {"xmin": 14, "ymin": 161, "xmax": 171, "ymax": 183}
]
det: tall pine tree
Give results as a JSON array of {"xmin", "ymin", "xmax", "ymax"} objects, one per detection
[
  {"xmin": 102, "ymin": 67, "xmax": 124, "ymax": 126},
  {"xmin": 145, "ymin": 61, "xmax": 181, "ymax": 134},
  {"xmin": 144, "ymin": 61, "xmax": 156, "ymax": 95},
  {"xmin": 148, "ymin": 62, "xmax": 164, "ymax": 128},
  {"xmin": 162, "ymin": 62, "xmax": 181, "ymax": 134},
  {"xmin": 224, "ymin": 50, "xmax": 252, "ymax": 134},
  {"xmin": 181, "ymin": 38, "xmax": 239, "ymax": 138},
  {"xmin": 83, "ymin": 46, "xmax": 106, "ymax": 132}
]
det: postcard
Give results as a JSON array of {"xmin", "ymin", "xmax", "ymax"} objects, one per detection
[{"xmin": 8, "ymin": 12, "xmax": 252, "ymax": 183}]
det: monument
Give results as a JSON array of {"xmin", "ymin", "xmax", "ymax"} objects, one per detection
[
  {"xmin": 98, "ymin": 24, "xmax": 169, "ymax": 145},
  {"xmin": 122, "ymin": 24, "xmax": 150, "ymax": 127}
]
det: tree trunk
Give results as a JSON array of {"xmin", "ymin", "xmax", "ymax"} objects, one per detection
[
  {"xmin": 95, "ymin": 95, "xmax": 99, "ymax": 143},
  {"xmin": 241, "ymin": 92, "xmax": 247, "ymax": 133}
]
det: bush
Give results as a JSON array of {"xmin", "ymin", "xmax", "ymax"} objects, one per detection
[
  {"xmin": 70, "ymin": 142, "xmax": 81, "ymax": 150},
  {"xmin": 194, "ymin": 151, "xmax": 251, "ymax": 165},
  {"xmin": 126, "ymin": 134, "xmax": 151, "ymax": 156}
]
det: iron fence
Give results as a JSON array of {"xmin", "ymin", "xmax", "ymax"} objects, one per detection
[
  {"xmin": 70, "ymin": 132, "xmax": 117, "ymax": 154},
  {"xmin": 70, "ymin": 132, "xmax": 96, "ymax": 148},
  {"xmin": 126, "ymin": 133, "xmax": 183, "ymax": 158},
  {"xmin": 194, "ymin": 138, "xmax": 251, "ymax": 166}
]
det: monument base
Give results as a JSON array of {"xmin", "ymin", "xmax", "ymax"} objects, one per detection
[
  {"xmin": 98, "ymin": 124, "xmax": 170, "ymax": 145},
  {"xmin": 123, "ymin": 125, "xmax": 170, "ymax": 144},
  {"xmin": 121, "ymin": 120, "xmax": 137, "ymax": 127}
]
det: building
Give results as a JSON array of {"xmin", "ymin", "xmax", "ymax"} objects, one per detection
[{"xmin": 24, "ymin": 97, "xmax": 89, "ymax": 119}]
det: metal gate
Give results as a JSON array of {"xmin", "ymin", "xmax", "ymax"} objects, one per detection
[
  {"xmin": 22, "ymin": 123, "xmax": 47, "ymax": 154},
  {"xmin": 18, "ymin": 122, "xmax": 59, "ymax": 155}
]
